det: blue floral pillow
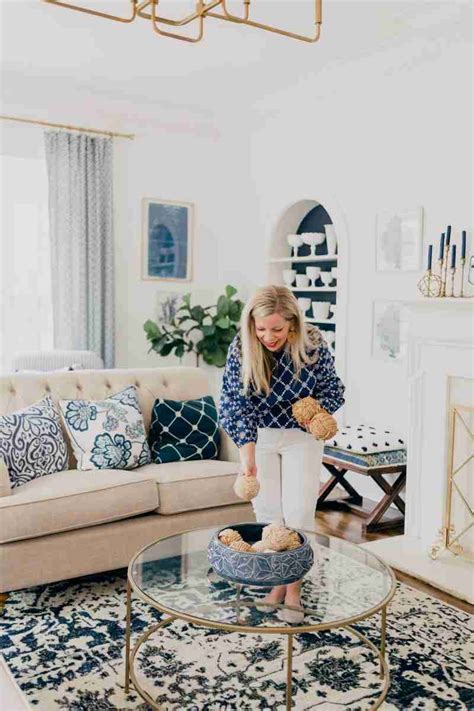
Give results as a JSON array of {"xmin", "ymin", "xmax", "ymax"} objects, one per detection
[
  {"xmin": 59, "ymin": 386, "xmax": 151, "ymax": 471},
  {"xmin": 149, "ymin": 395, "xmax": 220, "ymax": 464},
  {"xmin": 0, "ymin": 397, "xmax": 69, "ymax": 488}
]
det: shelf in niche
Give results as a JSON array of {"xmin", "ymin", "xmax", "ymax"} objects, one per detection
[
  {"xmin": 305, "ymin": 318, "xmax": 336, "ymax": 325},
  {"xmin": 270, "ymin": 255, "xmax": 338, "ymax": 264},
  {"xmin": 290, "ymin": 287, "xmax": 337, "ymax": 292}
]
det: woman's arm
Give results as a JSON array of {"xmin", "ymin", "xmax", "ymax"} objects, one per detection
[
  {"xmin": 312, "ymin": 341, "xmax": 346, "ymax": 414},
  {"xmin": 219, "ymin": 338, "xmax": 259, "ymax": 473}
]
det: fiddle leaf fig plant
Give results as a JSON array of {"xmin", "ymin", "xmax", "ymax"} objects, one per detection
[{"xmin": 144, "ymin": 285, "xmax": 243, "ymax": 367}]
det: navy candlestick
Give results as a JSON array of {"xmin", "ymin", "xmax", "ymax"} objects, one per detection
[
  {"xmin": 439, "ymin": 233, "xmax": 445, "ymax": 261},
  {"xmin": 461, "ymin": 230, "xmax": 467, "ymax": 259},
  {"xmin": 446, "ymin": 225, "xmax": 452, "ymax": 246},
  {"xmin": 427, "ymin": 245, "xmax": 433, "ymax": 270},
  {"xmin": 450, "ymin": 244, "xmax": 456, "ymax": 269}
]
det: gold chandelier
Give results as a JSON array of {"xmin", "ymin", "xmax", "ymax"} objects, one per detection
[{"xmin": 43, "ymin": 1, "xmax": 322, "ymax": 44}]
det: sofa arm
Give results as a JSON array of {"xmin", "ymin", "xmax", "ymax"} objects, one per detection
[{"xmin": 219, "ymin": 429, "xmax": 240, "ymax": 464}]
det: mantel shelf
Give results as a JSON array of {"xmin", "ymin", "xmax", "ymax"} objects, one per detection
[
  {"xmin": 270, "ymin": 255, "xmax": 338, "ymax": 264},
  {"xmin": 290, "ymin": 287, "xmax": 337, "ymax": 292}
]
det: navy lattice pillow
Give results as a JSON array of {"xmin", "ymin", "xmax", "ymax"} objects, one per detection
[{"xmin": 149, "ymin": 396, "xmax": 220, "ymax": 464}]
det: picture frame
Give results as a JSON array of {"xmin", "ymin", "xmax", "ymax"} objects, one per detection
[
  {"xmin": 372, "ymin": 300, "xmax": 409, "ymax": 361},
  {"xmin": 142, "ymin": 198, "xmax": 193, "ymax": 282},
  {"xmin": 375, "ymin": 206, "xmax": 423, "ymax": 272}
]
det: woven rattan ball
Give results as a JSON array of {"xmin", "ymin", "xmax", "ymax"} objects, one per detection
[
  {"xmin": 262, "ymin": 524, "xmax": 294, "ymax": 552},
  {"xmin": 251, "ymin": 540, "xmax": 267, "ymax": 553},
  {"xmin": 218, "ymin": 528, "xmax": 242, "ymax": 546},
  {"xmin": 309, "ymin": 411, "xmax": 338, "ymax": 440},
  {"xmin": 229, "ymin": 540, "xmax": 253, "ymax": 553},
  {"xmin": 286, "ymin": 530, "xmax": 302, "ymax": 549},
  {"xmin": 292, "ymin": 396, "xmax": 322, "ymax": 426},
  {"xmin": 233, "ymin": 474, "xmax": 260, "ymax": 501}
]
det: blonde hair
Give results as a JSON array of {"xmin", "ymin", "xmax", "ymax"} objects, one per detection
[{"xmin": 240, "ymin": 285, "xmax": 319, "ymax": 395}]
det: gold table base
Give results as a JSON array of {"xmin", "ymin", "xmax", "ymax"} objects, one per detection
[{"xmin": 125, "ymin": 581, "xmax": 391, "ymax": 710}]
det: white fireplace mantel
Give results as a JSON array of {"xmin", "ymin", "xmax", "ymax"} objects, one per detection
[{"xmin": 363, "ymin": 298, "xmax": 474, "ymax": 603}]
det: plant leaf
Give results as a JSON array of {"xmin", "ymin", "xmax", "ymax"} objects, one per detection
[
  {"xmin": 215, "ymin": 316, "xmax": 230, "ymax": 329},
  {"xmin": 225, "ymin": 284, "xmax": 237, "ymax": 298}
]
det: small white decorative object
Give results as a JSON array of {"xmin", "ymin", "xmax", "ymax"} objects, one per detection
[
  {"xmin": 312, "ymin": 301, "xmax": 330, "ymax": 320},
  {"xmin": 301, "ymin": 232, "xmax": 326, "ymax": 257},
  {"xmin": 320, "ymin": 271, "xmax": 333, "ymax": 287},
  {"xmin": 287, "ymin": 234, "xmax": 303, "ymax": 258},
  {"xmin": 298, "ymin": 297, "xmax": 312, "ymax": 315},
  {"xmin": 325, "ymin": 331, "xmax": 336, "ymax": 347},
  {"xmin": 324, "ymin": 224, "xmax": 338, "ymax": 255},
  {"xmin": 329, "ymin": 303, "xmax": 337, "ymax": 318},
  {"xmin": 283, "ymin": 269, "xmax": 296, "ymax": 286},
  {"xmin": 295, "ymin": 274, "xmax": 310, "ymax": 288},
  {"xmin": 306, "ymin": 266, "xmax": 321, "ymax": 286}
]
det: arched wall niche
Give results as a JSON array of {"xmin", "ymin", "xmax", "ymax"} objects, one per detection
[{"xmin": 267, "ymin": 197, "xmax": 349, "ymax": 416}]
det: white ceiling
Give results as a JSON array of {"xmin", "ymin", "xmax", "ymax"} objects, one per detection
[{"xmin": 0, "ymin": 1, "xmax": 469, "ymax": 137}]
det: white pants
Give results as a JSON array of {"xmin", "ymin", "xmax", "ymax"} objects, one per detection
[{"xmin": 252, "ymin": 428, "xmax": 324, "ymax": 533}]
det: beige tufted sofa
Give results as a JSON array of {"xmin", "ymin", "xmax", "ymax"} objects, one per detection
[{"xmin": 0, "ymin": 367, "xmax": 253, "ymax": 592}]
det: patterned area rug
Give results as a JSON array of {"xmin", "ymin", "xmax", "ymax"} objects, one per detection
[{"xmin": 0, "ymin": 571, "xmax": 472, "ymax": 710}]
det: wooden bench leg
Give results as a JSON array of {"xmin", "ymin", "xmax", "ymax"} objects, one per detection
[
  {"xmin": 364, "ymin": 470, "xmax": 407, "ymax": 532},
  {"xmin": 317, "ymin": 463, "xmax": 363, "ymax": 508}
]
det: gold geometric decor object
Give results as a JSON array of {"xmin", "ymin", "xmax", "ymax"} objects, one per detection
[
  {"xmin": 43, "ymin": 0, "xmax": 323, "ymax": 44},
  {"xmin": 417, "ymin": 271, "xmax": 442, "ymax": 298},
  {"xmin": 430, "ymin": 405, "xmax": 474, "ymax": 561}
]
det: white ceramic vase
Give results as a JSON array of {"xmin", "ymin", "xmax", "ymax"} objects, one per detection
[{"xmin": 324, "ymin": 224, "xmax": 338, "ymax": 255}]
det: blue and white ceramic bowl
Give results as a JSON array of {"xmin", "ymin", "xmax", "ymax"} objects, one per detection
[{"xmin": 207, "ymin": 522, "xmax": 314, "ymax": 587}]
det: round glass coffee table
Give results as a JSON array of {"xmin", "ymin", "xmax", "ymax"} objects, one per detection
[{"xmin": 125, "ymin": 526, "xmax": 396, "ymax": 710}]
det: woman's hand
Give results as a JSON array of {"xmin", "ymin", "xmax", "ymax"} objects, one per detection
[
  {"xmin": 239, "ymin": 442, "xmax": 257, "ymax": 478},
  {"xmin": 241, "ymin": 461, "xmax": 258, "ymax": 478}
]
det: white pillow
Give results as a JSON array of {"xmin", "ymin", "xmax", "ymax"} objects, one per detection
[
  {"xmin": 59, "ymin": 386, "xmax": 151, "ymax": 471},
  {"xmin": 327, "ymin": 424, "xmax": 406, "ymax": 454}
]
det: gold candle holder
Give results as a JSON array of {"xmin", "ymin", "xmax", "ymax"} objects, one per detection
[
  {"xmin": 441, "ymin": 244, "xmax": 450, "ymax": 297},
  {"xmin": 449, "ymin": 266, "xmax": 456, "ymax": 297},
  {"xmin": 460, "ymin": 257, "xmax": 466, "ymax": 297}
]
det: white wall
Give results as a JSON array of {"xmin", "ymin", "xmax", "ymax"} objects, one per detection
[
  {"xmin": 248, "ymin": 0, "xmax": 473, "ymax": 435},
  {"xmin": 113, "ymin": 122, "xmax": 261, "ymax": 371}
]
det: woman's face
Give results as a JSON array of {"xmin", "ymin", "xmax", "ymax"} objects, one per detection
[{"xmin": 254, "ymin": 312, "xmax": 291, "ymax": 352}]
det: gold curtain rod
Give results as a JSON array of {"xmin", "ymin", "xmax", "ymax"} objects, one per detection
[{"xmin": 0, "ymin": 114, "xmax": 134, "ymax": 140}]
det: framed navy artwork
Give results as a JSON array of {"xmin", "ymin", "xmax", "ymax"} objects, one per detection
[{"xmin": 142, "ymin": 198, "xmax": 193, "ymax": 281}]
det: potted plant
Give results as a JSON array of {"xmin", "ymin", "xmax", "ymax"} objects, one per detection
[{"xmin": 144, "ymin": 285, "xmax": 243, "ymax": 367}]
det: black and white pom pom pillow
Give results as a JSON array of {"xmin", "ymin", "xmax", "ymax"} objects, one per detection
[{"xmin": 327, "ymin": 424, "xmax": 406, "ymax": 454}]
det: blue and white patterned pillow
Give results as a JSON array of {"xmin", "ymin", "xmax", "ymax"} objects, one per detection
[
  {"xmin": 0, "ymin": 397, "xmax": 69, "ymax": 489},
  {"xmin": 59, "ymin": 386, "xmax": 151, "ymax": 471}
]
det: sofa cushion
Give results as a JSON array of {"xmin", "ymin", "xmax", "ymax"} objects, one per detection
[
  {"xmin": 138, "ymin": 460, "xmax": 241, "ymax": 515},
  {"xmin": 149, "ymin": 395, "xmax": 220, "ymax": 464},
  {"xmin": 0, "ymin": 468, "xmax": 159, "ymax": 543},
  {"xmin": 0, "ymin": 397, "xmax": 69, "ymax": 489},
  {"xmin": 59, "ymin": 385, "xmax": 151, "ymax": 471}
]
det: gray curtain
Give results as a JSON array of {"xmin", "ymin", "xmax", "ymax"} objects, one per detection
[{"xmin": 44, "ymin": 131, "xmax": 115, "ymax": 367}]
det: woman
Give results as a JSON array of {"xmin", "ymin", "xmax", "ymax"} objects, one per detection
[{"xmin": 219, "ymin": 285, "xmax": 345, "ymax": 621}]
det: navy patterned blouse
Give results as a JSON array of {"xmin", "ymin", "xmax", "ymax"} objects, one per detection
[{"xmin": 219, "ymin": 330, "xmax": 345, "ymax": 447}]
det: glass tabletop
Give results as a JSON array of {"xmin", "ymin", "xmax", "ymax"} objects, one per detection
[{"xmin": 129, "ymin": 526, "xmax": 395, "ymax": 631}]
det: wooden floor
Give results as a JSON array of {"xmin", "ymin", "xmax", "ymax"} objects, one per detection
[{"xmin": 315, "ymin": 508, "xmax": 473, "ymax": 615}]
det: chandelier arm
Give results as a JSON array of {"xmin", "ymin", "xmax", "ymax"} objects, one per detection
[
  {"xmin": 42, "ymin": 0, "xmax": 138, "ymax": 23},
  {"xmin": 216, "ymin": 0, "xmax": 250, "ymax": 22},
  {"xmin": 205, "ymin": 10, "xmax": 322, "ymax": 43},
  {"xmin": 151, "ymin": 0, "xmax": 204, "ymax": 42},
  {"xmin": 138, "ymin": 0, "xmax": 220, "ymax": 27}
]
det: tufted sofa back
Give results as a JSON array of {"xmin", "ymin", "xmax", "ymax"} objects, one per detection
[{"xmin": 0, "ymin": 367, "xmax": 214, "ymax": 469}]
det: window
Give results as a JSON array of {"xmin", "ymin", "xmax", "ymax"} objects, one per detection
[{"xmin": 0, "ymin": 154, "xmax": 53, "ymax": 373}]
